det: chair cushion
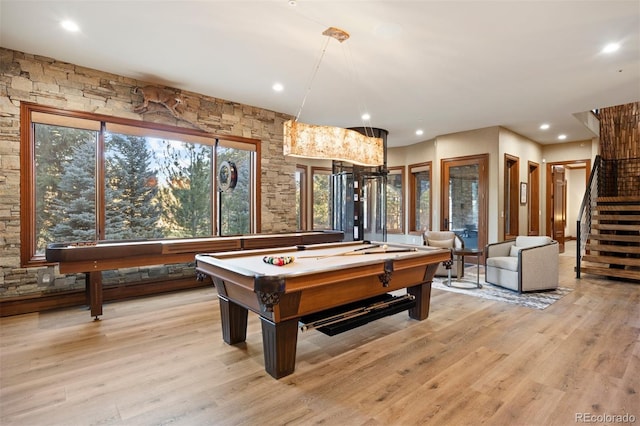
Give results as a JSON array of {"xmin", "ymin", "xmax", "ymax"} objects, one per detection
[
  {"xmin": 514, "ymin": 236, "xmax": 552, "ymax": 248},
  {"xmin": 486, "ymin": 256, "xmax": 519, "ymax": 272},
  {"xmin": 427, "ymin": 238, "xmax": 454, "ymax": 248},
  {"xmin": 510, "ymin": 245, "xmax": 523, "ymax": 257}
]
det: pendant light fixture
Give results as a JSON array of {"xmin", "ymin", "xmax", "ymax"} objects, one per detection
[{"xmin": 283, "ymin": 27, "xmax": 385, "ymax": 167}]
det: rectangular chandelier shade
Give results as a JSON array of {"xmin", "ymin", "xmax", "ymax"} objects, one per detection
[{"xmin": 283, "ymin": 120, "xmax": 384, "ymax": 167}]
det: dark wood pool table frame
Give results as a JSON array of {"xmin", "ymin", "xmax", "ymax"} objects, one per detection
[{"xmin": 195, "ymin": 241, "xmax": 450, "ymax": 378}]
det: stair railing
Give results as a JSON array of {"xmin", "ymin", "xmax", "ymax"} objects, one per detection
[{"xmin": 576, "ymin": 155, "xmax": 601, "ymax": 278}]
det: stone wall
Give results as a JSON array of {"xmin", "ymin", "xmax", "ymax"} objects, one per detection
[{"xmin": 0, "ymin": 47, "xmax": 297, "ymax": 299}]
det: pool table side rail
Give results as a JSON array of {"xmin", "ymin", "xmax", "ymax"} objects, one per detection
[
  {"xmin": 195, "ymin": 242, "xmax": 450, "ymax": 285},
  {"xmin": 195, "ymin": 245, "xmax": 451, "ymax": 321}
]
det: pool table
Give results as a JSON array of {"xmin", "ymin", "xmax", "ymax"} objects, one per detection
[{"xmin": 195, "ymin": 241, "xmax": 451, "ymax": 378}]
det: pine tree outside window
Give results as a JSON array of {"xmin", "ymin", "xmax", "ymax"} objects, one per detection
[
  {"xmin": 34, "ymin": 123, "xmax": 98, "ymax": 254},
  {"xmin": 386, "ymin": 166, "xmax": 404, "ymax": 233},
  {"xmin": 21, "ymin": 103, "xmax": 259, "ymax": 266},
  {"xmin": 409, "ymin": 162, "xmax": 432, "ymax": 232},
  {"xmin": 311, "ymin": 167, "xmax": 331, "ymax": 230}
]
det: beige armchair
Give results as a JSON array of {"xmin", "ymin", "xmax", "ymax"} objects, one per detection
[
  {"xmin": 485, "ymin": 236, "xmax": 559, "ymax": 292},
  {"xmin": 423, "ymin": 231, "xmax": 464, "ymax": 279}
]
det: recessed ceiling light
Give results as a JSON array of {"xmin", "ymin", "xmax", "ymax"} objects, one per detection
[
  {"xmin": 361, "ymin": 113, "xmax": 370, "ymax": 121},
  {"xmin": 288, "ymin": 0, "xmax": 297, "ymax": 6},
  {"xmin": 415, "ymin": 129, "xmax": 424, "ymax": 136},
  {"xmin": 272, "ymin": 83, "xmax": 284, "ymax": 92},
  {"xmin": 558, "ymin": 134, "xmax": 567, "ymax": 140},
  {"xmin": 602, "ymin": 42, "xmax": 620, "ymax": 54},
  {"xmin": 60, "ymin": 20, "xmax": 80, "ymax": 32},
  {"xmin": 540, "ymin": 123, "xmax": 550, "ymax": 130}
]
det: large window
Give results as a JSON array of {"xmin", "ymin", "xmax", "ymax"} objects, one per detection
[
  {"xmin": 295, "ymin": 165, "xmax": 307, "ymax": 230},
  {"xmin": 311, "ymin": 167, "xmax": 332, "ymax": 230},
  {"xmin": 21, "ymin": 103, "xmax": 259, "ymax": 265},
  {"xmin": 386, "ymin": 167, "xmax": 404, "ymax": 233},
  {"xmin": 34, "ymin": 122, "xmax": 99, "ymax": 252},
  {"xmin": 217, "ymin": 146, "xmax": 254, "ymax": 236},
  {"xmin": 409, "ymin": 162, "xmax": 431, "ymax": 232}
]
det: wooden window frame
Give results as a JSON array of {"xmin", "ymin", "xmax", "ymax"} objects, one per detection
[
  {"xmin": 386, "ymin": 166, "xmax": 405, "ymax": 234},
  {"xmin": 310, "ymin": 167, "xmax": 332, "ymax": 231},
  {"xmin": 295, "ymin": 164, "xmax": 308, "ymax": 230},
  {"xmin": 409, "ymin": 161, "xmax": 432, "ymax": 232}
]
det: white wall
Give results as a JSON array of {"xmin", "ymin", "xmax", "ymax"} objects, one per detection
[
  {"xmin": 498, "ymin": 128, "xmax": 543, "ymax": 238},
  {"xmin": 542, "ymin": 140, "xmax": 596, "ymax": 164},
  {"xmin": 541, "ymin": 139, "xmax": 596, "ymax": 238},
  {"xmin": 566, "ymin": 167, "xmax": 587, "ymax": 238}
]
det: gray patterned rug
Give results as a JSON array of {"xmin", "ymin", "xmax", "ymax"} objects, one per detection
[{"xmin": 431, "ymin": 268, "xmax": 572, "ymax": 310}]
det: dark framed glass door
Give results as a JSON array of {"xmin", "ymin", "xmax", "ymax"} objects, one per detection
[{"xmin": 441, "ymin": 154, "xmax": 489, "ymax": 255}]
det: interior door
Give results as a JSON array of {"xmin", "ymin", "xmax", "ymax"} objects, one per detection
[
  {"xmin": 362, "ymin": 174, "xmax": 386, "ymax": 242},
  {"xmin": 441, "ymin": 154, "xmax": 488, "ymax": 255},
  {"xmin": 528, "ymin": 161, "xmax": 540, "ymax": 235},
  {"xmin": 551, "ymin": 165, "xmax": 566, "ymax": 253}
]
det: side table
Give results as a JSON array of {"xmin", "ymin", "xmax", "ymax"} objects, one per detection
[{"xmin": 451, "ymin": 247, "xmax": 483, "ymax": 288}]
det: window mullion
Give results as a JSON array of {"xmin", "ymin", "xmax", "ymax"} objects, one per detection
[{"xmin": 97, "ymin": 122, "xmax": 106, "ymax": 240}]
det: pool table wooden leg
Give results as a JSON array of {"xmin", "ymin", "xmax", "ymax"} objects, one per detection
[
  {"xmin": 259, "ymin": 317, "xmax": 299, "ymax": 379},
  {"xmin": 86, "ymin": 271, "xmax": 103, "ymax": 320},
  {"xmin": 407, "ymin": 262, "xmax": 438, "ymax": 320},
  {"xmin": 407, "ymin": 282, "xmax": 431, "ymax": 320},
  {"xmin": 218, "ymin": 295, "xmax": 248, "ymax": 344}
]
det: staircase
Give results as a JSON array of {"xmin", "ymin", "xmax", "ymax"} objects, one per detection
[{"xmin": 578, "ymin": 196, "xmax": 640, "ymax": 281}]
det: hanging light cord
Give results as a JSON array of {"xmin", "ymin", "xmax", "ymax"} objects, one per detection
[
  {"xmin": 295, "ymin": 29, "xmax": 376, "ymax": 139},
  {"xmin": 295, "ymin": 36, "xmax": 331, "ymax": 122},
  {"xmin": 341, "ymin": 43, "xmax": 376, "ymax": 137}
]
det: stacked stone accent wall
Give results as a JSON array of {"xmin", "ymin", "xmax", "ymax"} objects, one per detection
[{"xmin": 0, "ymin": 47, "xmax": 297, "ymax": 299}]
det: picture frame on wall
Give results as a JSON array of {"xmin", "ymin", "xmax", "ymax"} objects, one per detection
[{"xmin": 520, "ymin": 182, "xmax": 528, "ymax": 205}]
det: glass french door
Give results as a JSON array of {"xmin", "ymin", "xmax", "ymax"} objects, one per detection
[
  {"xmin": 331, "ymin": 162, "xmax": 387, "ymax": 242},
  {"xmin": 441, "ymin": 154, "xmax": 488, "ymax": 253},
  {"xmin": 362, "ymin": 174, "xmax": 386, "ymax": 242}
]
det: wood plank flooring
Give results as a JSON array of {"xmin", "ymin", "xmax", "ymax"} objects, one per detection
[{"xmin": 1, "ymin": 254, "xmax": 639, "ymax": 425}]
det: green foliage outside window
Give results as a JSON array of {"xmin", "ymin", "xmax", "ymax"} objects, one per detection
[
  {"xmin": 105, "ymin": 133, "xmax": 164, "ymax": 240},
  {"xmin": 159, "ymin": 141, "xmax": 212, "ymax": 238},
  {"xmin": 35, "ymin": 124, "xmax": 97, "ymax": 253},
  {"xmin": 217, "ymin": 147, "xmax": 250, "ymax": 236},
  {"xmin": 416, "ymin": 172, "xmax": 430, "ymax": 231},
  {"xmin": 33, "ymin": 122, "xmax": 253, "ymax": 254},
  {"xmin": 386, "ymin": 173, "xmax": 403, "ymax": 232},
  {"xmin": 312, "ymin": 171, "xmax": 331, "ymax": 230}
]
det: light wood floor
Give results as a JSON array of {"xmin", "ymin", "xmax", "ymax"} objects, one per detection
[{"xmin": 1, "ymin": 254, "xmax": 639, "ymax": 426}]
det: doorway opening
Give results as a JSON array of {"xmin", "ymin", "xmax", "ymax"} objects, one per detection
[
  {"xmin": 504, "ymin": 154, "xmax": 520, "ymax": 240},
  {"xmin": 546, "ymin": 159, "xmax": 590, "ymax": 253},
  {"xmin": 528, "ymin": 161, "xmax": 540, "ymax": 236}
]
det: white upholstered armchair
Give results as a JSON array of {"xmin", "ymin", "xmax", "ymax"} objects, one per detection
[
  {"xmin": 423, "ymin": 230, "xmax": 464, "ymax": 279},
  {"xmin": 485, "ymin": 236, "xmax": 559, "ymax": 293}
]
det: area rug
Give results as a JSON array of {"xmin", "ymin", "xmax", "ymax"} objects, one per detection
[{"xmin": 431, "ymin": 268, "xmax": 572, "ymax": 310}]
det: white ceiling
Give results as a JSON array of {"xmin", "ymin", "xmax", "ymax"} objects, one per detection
[{"xmin": 1, "ymin": 1, "xmax": 638, "ymax": 148}]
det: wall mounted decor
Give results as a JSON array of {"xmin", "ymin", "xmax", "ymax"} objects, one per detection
[
  {"xmin": 520, "ymin": 182, "xmax": 528, "ymax": 204},
  {"xmin": 134, "ymin": 85, "xmax": 185, "ymax": 117}
]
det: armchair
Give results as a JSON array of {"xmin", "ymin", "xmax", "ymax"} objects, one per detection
[
  {"xmin": 485, "ymin": 236, "xmax": 559, "ymax": 292},
  {"xmin": 423, "ymin": 231, "xmax": 464, "ymax": 279}
]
